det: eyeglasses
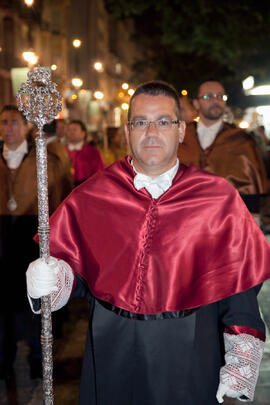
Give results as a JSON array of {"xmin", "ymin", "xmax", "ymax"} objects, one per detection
[
  {"xmin": 198, "ymin": 93, "xmax": 228, "ymax": 102},
  {"xmin": 128, "ymin": 118, "xmax": 180, "ymax": 132}
]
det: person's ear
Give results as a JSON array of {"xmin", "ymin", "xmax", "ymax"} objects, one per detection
[
  {"xmin": 178, "ymin": 121, "xmax": 186, "ymax": 144},
  {"xmin": 124, "ymin": 124, "xmax": 130, "ymax": 146},
  {"xmin": 193, "ymin": 98, "xmax": 200, "ymax": 111}
]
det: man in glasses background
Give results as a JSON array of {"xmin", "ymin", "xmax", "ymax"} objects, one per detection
[{"xmin": 178, "ymin": 80, "xmax": 268, "ymax": 219}]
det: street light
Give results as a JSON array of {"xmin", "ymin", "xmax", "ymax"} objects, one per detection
[
  {"xmin": 94, "ymin": 91, "xmax": 104, "ymax": 100},
  {"xmin": 242, "ymin": 76, "xmax": 254, "ymax": 91},
  {"xmin": 24, "ymin": 0, "xmax": 34, "ymax": 6},
  {"xmin": 246, "ymin": 85, "xmax": 270, "ymax": 96},
  {"xmin": 22, "ymin": 51, "xmax": 38, "ymax": 65},
  {"xmin": 239, "ymin": 121, "xmax": 249, "ymax": 129},
  {"xmin": 121, "ymin": 103, "xmax": 129, "ymax": 111},
  {"xmin": 128, "ymin": 89, "xmax": 135, "ymax": 96},
  {"xmin": 93, "ymin": 61, "xmax": 104, "ymax": 72},
  {"xmin": 72, "ymin": 39, "xmax": 82, "ymax": 48},
  {"xmin": 71, "ymin": 77, "xmax": 83, "ymax": 89}
]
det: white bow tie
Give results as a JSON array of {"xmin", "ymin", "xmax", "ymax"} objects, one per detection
[
  {"xmin": 134, "ymin": 173, "xmax": 173, "ymax": 199},
  {"xmin": 133, "ymin": 159, "xmax": 179, "ymax": 199}
]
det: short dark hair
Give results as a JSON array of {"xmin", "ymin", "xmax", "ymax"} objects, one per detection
[
  {"xmin": 128, "ymin": 81, "xmax": 181, "ymax": 120},
  {"xmin": 0, "ymin": 105, "xmax": 27, "ymax": 124},
  {"xmin": 69, "ymin": 120, "xmax": 87, "ymax": 132}
]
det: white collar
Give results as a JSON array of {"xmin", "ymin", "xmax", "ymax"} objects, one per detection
[
  {"xmin": 197, "ymin": 119, "xmax": 223, "ymax": 150},
  {"xmin": 132, "ymin": 159, "xmax": 179, "ymax": 199},
  {"xmin": 67, "ymin": 141, "xmax": 84, "ymax": 151},
  {"xmin": 3, "ymin": 140, "xmax": 28, "ymax": 169},
  {"xmin": 46, "ymin": 135, "xmax": 58, "ymax": 144}
]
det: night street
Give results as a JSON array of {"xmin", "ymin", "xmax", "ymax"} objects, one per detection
[
  {"xmin": 1, "ymin": 1, "xmax": 270, "ymax": 405},
  {"xmin": 0, "ymin": 281, "xmax": 269, "ymax": 405}
]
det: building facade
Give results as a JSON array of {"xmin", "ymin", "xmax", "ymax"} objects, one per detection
[{"xmin": 0, "ymin": 0, "xmax": 151, "ymax": 133}]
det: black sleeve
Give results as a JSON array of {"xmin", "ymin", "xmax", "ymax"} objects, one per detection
[
  {"xmin": 71, "ymin": 274, "xmax": 92, "ymax": 301},
  {"xmin": 218, "ymin": 287, "xmax": 265, "ymax": 334}
]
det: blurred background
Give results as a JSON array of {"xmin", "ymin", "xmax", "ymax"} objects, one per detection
[{"xmin": 0, "ymin": 1, "xmax": 270, "ymax": 404}]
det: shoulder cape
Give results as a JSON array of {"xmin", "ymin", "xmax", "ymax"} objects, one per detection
[
  {"xmin": 46, "ymin": 157, "xmax": 270, "ymax": 314},
  {"xmin": 179, "ymin": 122, "xmax": 268, "ymax": 194}
]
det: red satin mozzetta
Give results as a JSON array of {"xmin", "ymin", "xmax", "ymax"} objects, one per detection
[{"xmin": 47, "ymin": 157, "xmax": 270, "ymax": 314}]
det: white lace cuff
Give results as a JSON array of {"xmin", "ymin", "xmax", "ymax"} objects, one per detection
[
  {"xmin": 219, "ymin": 331, "xmax": 265, "ymax": 401},
  {"xmin": 28, "ymin": 259, "xmax": 74, "ymax": 314}
]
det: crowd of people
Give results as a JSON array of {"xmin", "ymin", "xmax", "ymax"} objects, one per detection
[
  {"xmin": 1, "ymin": 79, "xmax": 270, "ymax": 405},
  {"xmin": 0, "ymin": 106, "xmax": 129, "ymax": 379}
]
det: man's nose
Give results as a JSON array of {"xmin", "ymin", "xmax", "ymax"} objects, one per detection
[{"xmin": 145, "ymin": 121, "xmax": 158, "ymax": 135}]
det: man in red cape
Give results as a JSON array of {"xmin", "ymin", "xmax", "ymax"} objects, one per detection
[{"xmin": 26, "ymin": 81, "xmax": 270, "ymax": 405}]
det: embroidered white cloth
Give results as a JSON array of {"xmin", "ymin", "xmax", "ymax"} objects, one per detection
[
  {"xmin": 67, "ymin": 141, "xmax": 84, "ymax": 151},
  {"xmin": 3, "ymin": 140, "xmax": 28, "ymax": 169},
  {"xmin": 216, "ymin": 332, "xmax": 264, "ymax": 403},
  {"xmin": 197, "ymin": 119, "xmax": 223, "ymax": 150},
  {"xmin": 26, "ymin": 256, "xmax": 74, "ymax": 313},
  {"xmin": 132, "ymin": 159, "xmax": 179, "ymax": 199}
]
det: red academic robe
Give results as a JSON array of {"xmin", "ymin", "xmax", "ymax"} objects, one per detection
[
  {"xmin": 44, "ymin": 157, "xmax": 270, "ymax": 404},
  {"xmin": 48, "ymin": 156, "xmax": 270, "ymax": 314},
  {"xmin": 66, "ymin": 143, "xmax": 104, "ymax": 185}
]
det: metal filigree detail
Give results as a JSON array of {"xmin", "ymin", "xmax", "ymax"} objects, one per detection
[
  {"xmin": 17, "ymin": 66, "xmax": 62, "ymax": 405},
  {"xmin": 17, "ymin": 66, "xmax": 61, "ymax": 130}
]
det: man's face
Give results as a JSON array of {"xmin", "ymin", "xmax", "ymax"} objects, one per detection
[
  {"xmin": 125, "ymin": 94, "xmax": 185, "ymax": 177},
  {"xmin": 67, "ymin": 123, "xmax": 85, "ymax": 144},
  {"xmin": 0, "ymin": 110, "xmax": 28, "ymax": 150},
  {"xmin": 193, "ymin": 82, "xmax": 226, "ymax": 122}
]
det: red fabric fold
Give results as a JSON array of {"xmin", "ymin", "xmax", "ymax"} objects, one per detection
[
  {"xmin": 225, "ymin": 325, "xmax": 266, "ymax": 342},
  {"xmin": 45, "ymin": 157, "xmax": 270, "ymax": 314}
]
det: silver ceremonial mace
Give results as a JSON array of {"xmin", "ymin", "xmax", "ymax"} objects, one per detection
[{"xmin": 17, "ymin": 67, "xmax": 62, "ymax": 405}]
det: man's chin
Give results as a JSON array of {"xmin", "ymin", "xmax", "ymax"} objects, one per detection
[
  {"xmin": 142, "ymin": 155, "xmax": 164, "ymax": 167},
  {"xmin": 208, "ymin": 109, "xmax": 224, "ymax": 120}
]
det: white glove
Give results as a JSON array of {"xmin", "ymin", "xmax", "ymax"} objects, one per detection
[
  {"xmin": 216, "ymin": 382, "xmax": 245, "ymax": 403},
  {"xmin": 26, "ymin": 256, "xmax": 75, "ymax": 313},
  {"xmin": 26, "ymin": 256, "xmax": 59, "ymax": 299}
]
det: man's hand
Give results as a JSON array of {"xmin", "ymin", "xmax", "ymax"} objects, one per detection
[
  {"xmin": 26, "ymin": 257, "xmax": 59, "ymax": 299},
  {"xmin": 216, "ymin": 330, "xmax": 265, "ymax": 403},
  {"xmin": 216, "ymin": 382, "xmax": 243, "ymax": 403},
  {"xmin": 26, "ymin": 257, "xmax": 74, "ymax": 313}
]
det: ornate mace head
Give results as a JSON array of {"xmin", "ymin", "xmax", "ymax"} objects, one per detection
[{"xmin": 17, "ymin": 66, "xmax": 62, "ymax": 132}]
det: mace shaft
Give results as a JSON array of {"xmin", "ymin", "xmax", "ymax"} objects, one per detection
[{"xmin": 36, "ymin": 134, "xmax": 54, "ymax": 405}]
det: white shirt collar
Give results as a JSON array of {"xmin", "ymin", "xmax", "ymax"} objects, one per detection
[
  {"xmin": 197, "ymin": 119, "xmax": 223, "ymax": 150},
  {"xmin": 3, "ymin": 140, "xmax": 28, "ymax": 169},
  {"xmin": 46, "ymin": 135, "xmax": 58, "ymax": 144},
  {"xmin": 67, "ymin": 141, "xmax": 84, "ymax": 151},
  {"xmin": 132, "ymin": 159, "xmax": 179, "ymax": 199}
]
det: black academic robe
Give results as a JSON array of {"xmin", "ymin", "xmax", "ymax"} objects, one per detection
[{"xmin": 73, "ymin": 276, "xmax": 264, "ymax": 405}]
